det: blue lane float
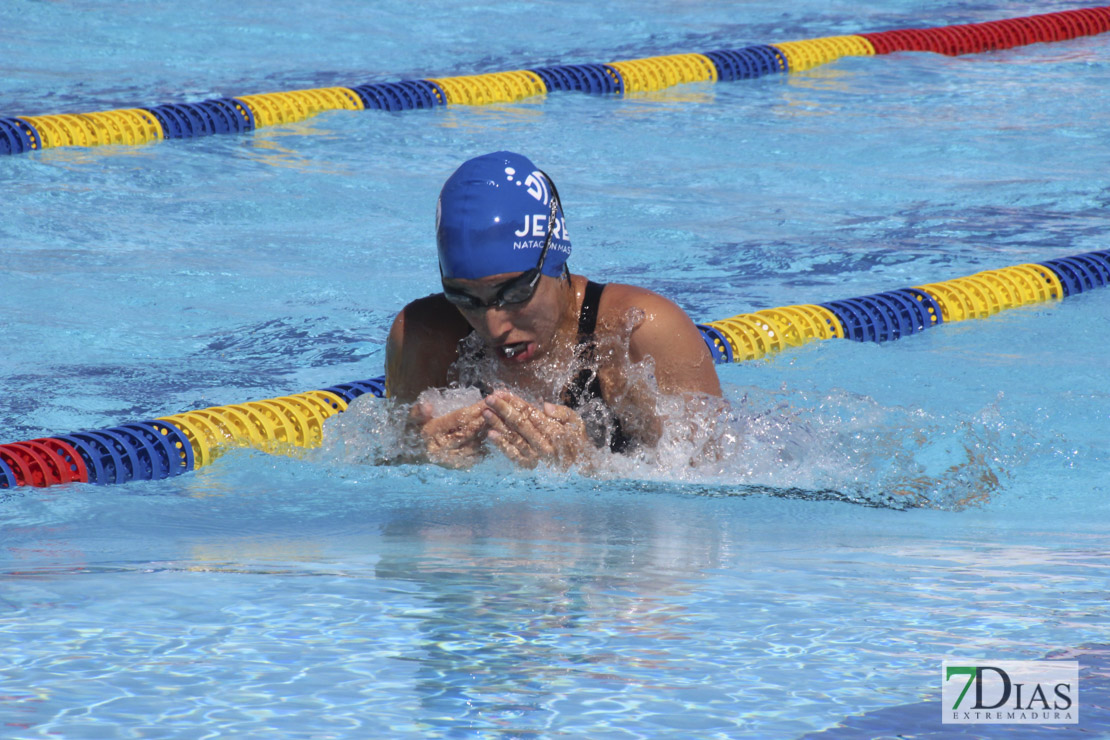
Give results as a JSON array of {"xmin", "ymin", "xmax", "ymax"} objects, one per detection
[
  {"xmin": 704, "ymin": 46, "xmax": 789, "ymax": 79},
  {"xmin": 0, "ymin": 117, "xmax": 39, "ymax": 155},
  {"xmin": 696, "ymin": 324, "xmax": 736, "ymax": 363},
  {"xmin": 0, "ymin": 458, "xmax": 15, "ymax": 489},
  {"xmin": 530, "ymin": 64, "xmax": 625, "ymax": 94},
  {"xmin": 322, "ymin": 378, "xmax": 389, "ymax": 403},
  {"xmin": 350, "ymin": 80, "xmax": 446, "ymax": 111},
  {"xmin": 148, "ymin": 99, "xmax": 255, "ymax": 139},
  {"xmin": 821, "ymin": 289, "xmax": 941, "ymax": 343},
  {"xmin": 1042, "ymin": 252, "xmax": 1110, "ymax": 296}
]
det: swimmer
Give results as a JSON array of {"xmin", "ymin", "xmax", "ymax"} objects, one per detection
[{"xmin": 386, "ymin": 151, "xmax": 722, "ymax": 469}]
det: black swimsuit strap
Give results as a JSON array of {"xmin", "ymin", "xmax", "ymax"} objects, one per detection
[
  {"xmin": 577, "ymin": 279, "xmax": 606, "ymax": 339},
  {"xmin": 563, "ymin": 281, "xmax": 630, "ymax": 453},
  {"xmin": 565, "ymin": 281, "xmax": 606, "ymax": 404}
]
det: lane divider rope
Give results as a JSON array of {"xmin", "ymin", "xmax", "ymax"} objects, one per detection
[
  {"xmin": 3, "ymin": 7, "xmax": 1109, "ymax": 156},
  {"xmin": 3, "ymin": 251, "xmax": 1108, "ymax": 489}
]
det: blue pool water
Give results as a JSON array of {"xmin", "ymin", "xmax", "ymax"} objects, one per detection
[{"xmin": 3, "ymin": 0, "xmax": 1110, "ymax": 737}]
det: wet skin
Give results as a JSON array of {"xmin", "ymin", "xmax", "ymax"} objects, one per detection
[{"xmin": 386, "ymin": 271, "xmax": 722, "ymax": 469}]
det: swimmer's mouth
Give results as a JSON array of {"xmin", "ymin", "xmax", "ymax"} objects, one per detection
[{"xmin": 498, "ymin": 341, "xmax": 536, "ymax": 363}]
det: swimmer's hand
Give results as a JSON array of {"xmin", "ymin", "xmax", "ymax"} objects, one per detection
[
  {"xmin": 409, "ymin": 399, "xmax": 489, "ymax": 469},
  {"xmin": 482, "ymin": 390, "xmax": 589, "ymax": 470}
]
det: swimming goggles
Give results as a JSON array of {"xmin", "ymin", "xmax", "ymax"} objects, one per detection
[{"xmin": 442, "ymin": 173, "xmax": 563, "ymax": 310}]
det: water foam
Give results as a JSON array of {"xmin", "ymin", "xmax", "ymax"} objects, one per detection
[
  {"xmin": 319, "ymin": 305, "xmax": 1030, "ymax": 510},
  {"xmin": 321, "ymin": 372, "xmax": 1029, "ymax": 512}
]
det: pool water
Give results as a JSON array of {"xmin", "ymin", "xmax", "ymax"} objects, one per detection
[{"xmin": 2, "ymin": 0, "xmax": 1109, "ymax": 737}]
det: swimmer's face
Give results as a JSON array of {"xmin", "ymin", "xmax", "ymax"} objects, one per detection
[{"xmin": 443, "ymin": 272, "xmax": 568, "ymax": 365}]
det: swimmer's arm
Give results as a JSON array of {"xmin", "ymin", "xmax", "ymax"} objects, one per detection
[
  {"xmin": 384, "ymin": 295, "xmax": 491, "ymax": 467},
  {"xmin": 385, "ymin": 293, "xmax": 469, "ymax": 402},
  {"xmin": 624, "ymin": 289, "xmax": 722, "ymax": 398},
  {"xmin": 600, "ymin": 287, "xmax": 724, "ymax": 451}
]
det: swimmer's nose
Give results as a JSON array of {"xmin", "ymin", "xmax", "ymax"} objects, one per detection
[{"xmin": 478, "ymin": 306, "xmax": 515, "ymax": 340}]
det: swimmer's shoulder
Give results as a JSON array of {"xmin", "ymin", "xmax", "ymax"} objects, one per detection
[
  {"xmin": 596, "ymin": 282, "xmax": 678, "ymax": 314},
  {"xmin": 386, "ymin": 293, "xmax": 470, "ymax": 401},
  {"xmin": 594, "ymin": 282, "xmax": 697, "ymax": 341},
  {"xmin": 392, "ymin": 293, "xmax": 470, "ymax": 340},
  {"xmin": 593, "ymin": 280, "xmax": 722, "ymax": 396}
]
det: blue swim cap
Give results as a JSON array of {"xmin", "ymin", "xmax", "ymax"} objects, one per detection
[{"xmin": 437, "ymin": 151, "xmax": 571, "ymax": 280}]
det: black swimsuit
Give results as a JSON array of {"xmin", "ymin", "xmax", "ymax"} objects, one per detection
[{"xmin": 560, "ymin": 281, "xmax": 630, "ymax": 453}]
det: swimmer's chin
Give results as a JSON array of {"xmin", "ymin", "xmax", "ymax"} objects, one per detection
[{"xmin": 497, "ymin": 341, "xmax": 538, "ymax": 364}]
